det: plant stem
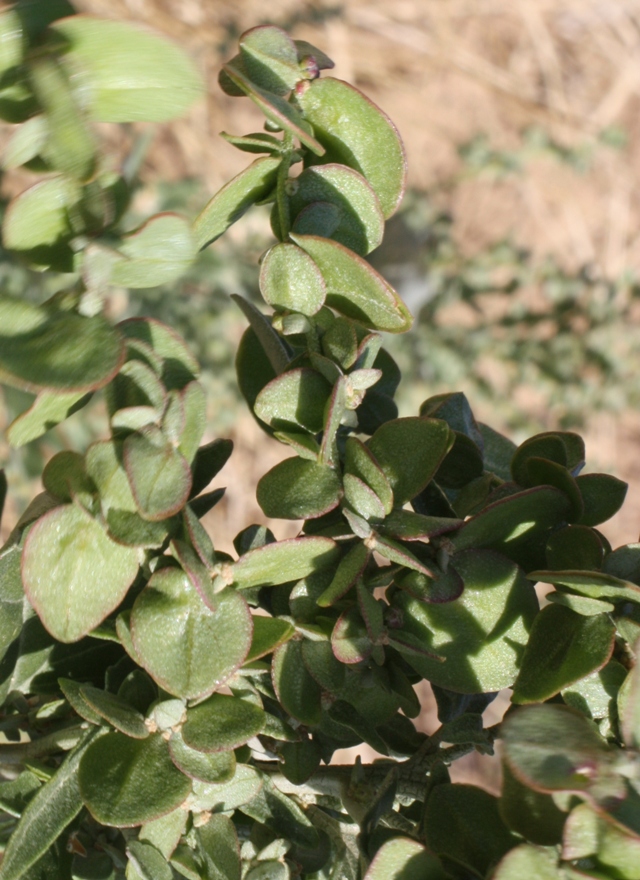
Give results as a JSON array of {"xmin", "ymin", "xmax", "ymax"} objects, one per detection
[{"xmin": 276, "ymin": 131, "xmax": 294, "ymax": 240}]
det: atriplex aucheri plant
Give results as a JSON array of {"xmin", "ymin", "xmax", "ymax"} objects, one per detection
[{"xmin": 1, "ymin": 3, "xmax": 640, "ymax": 878}]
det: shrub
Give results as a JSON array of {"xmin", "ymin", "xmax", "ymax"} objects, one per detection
[{"xmin": 1, "ymin": 4, "xmax": 640, "ymax": 879}]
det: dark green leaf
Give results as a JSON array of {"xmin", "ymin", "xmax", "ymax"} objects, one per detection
[
  {"xmin": 181, "ymin": 693, "xmax": 266, "ymax": 752},
  {"xmin": 501, "ymin": 703, "xmax": 612, "ymax": 793},
  {"xmin": 190, "ymin": 439, "xmax": 233, "ymax": 499},
  {"xmin": 168, "ymin": 732, "xmax": 236, "ymax": 784},
  {"xmin": 272, "ymin": 639, "xmax": 322, "ymax": 725},
  {"xmin": 500, "ymin": 760, "xmax": 567, "ymax": 846},
  {"xmin": 245, "ymin": 616, "xmax": 295, "ymax": 662},
  {"xmin": 576, "ymin": 473, "xmax": 628, "ymax": 527},
  {"xmin": 257, "ymin": 457, "xmax": 343, "ymax": 519},
  {"xmin": 367, "ymin": 417, "xmax": 453, "ymax": 505},
  {"xmin": 80, "ymin": 685, "xmax": 148, "ymax": 738},
  {"xmin": 546, "ymin": 525, "xmax": 605, "ymax": 571},
  {"xmin": 79, "ymin": 732, "xmax": 191, "ymax": 827},
  {"xmin": 239, "ymin": 25, "xmax": 300, "ymax": 95},
  {"xmin": 0, "ymin": 728, "xmax": 99, "ymax": 880}
]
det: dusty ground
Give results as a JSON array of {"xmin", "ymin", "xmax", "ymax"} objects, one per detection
[{"xmin": 4, "ymin": 0, "xmax": 640, "ymax": 788}]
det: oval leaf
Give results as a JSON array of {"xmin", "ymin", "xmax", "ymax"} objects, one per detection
[
  {"xmin": 123, "ymin": 426, "xmax": 192, "ymax": 521},
  {"xmin": 131, "ymin": 570, "xmax": 252, "ymax": 700},
  {"xmin": 53, "ymin": 16, "xmax": 204, "ymax": 122},
  {"xmin": 298, "ymin": 77, "xmax": 406, "ymax": 218},
  {"xmin": 79, "ymin": 732, "xmax": 191, "ymax": 827},
  {"xmin": 110, "ymin": 214, "xmax": 196, "ymax": 288},
  {"xmin": 228, "ymin": 536, "xmax": 340, "ymax": 590},
  {"xmin": 290, "ymin": 234, "xmax": 412, "ymax": 333},
  {"xmin": 22, "ymin": 504, "xmax": 139, "ymax": 643},
  {"xmin": 181, "ymin": 693, "xmax": 266, "ymax": 753},
  {"xmin": 260, "ymin": 243, "xmax": 326, "ymax": 316},
  {"xmin": 257, "ymin": 457, "xmax": 343, "ymax": 520},
  {"xmin": 0, "ymin": 297, "xmax": 124, "ymax": 393},
  {"xmin": 193, "ymin": 157, "xmax": 280, "ymax": 250}
]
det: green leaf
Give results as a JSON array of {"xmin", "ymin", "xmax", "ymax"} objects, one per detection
[
  {"xmin": 367, "ymin": 417, "xmax": 454, "ymax": 505},
  {"xmin": 344, "ymin": 437, "xmax": 393, "ymax": 514},
  {"xmin": 119, "ymin": 317, "xmax": 199, "ymax": 390},
  {"xmin": 168, "ymin": 731, "xmax": 236, "ymax": 784},
  {"xmin": 246, "ymin": 616, "xmax": 295, "ymax": 662},
  {"xmin": 545, "ymin": 525, "xmax": 604, "ymax": 571},
  {"xmin": 222, "ymin": 62, "xmax": 324, "ymax": 156},
  {"xmin": 2, "ymin": 113, "xmax": 47, "ymax": 170},
  {"xmin": 197, "ymin": 813, "xmax": 241, "ymax": 880},
  {"xmin": 364, "ymin": 837, "xmax": 447, "ymax": 880},
  {"xmin": 525, "ymin": 458, "xmax": 583, "ymax": 522},
  {"xmin": 86, "ymin": 439, "xmax": 169, "ymax": 548},
  {"xmin": 22, "ymin": 504, "xmax": 139, "ymax": 642},
  {"xmin": 7, "ymin": 390, "xmax": 91, "ymax": 447},
  {"xmin": 123, "ymin": 425, "xmax": 192, "ymax": 521},
  {"xmin": 298, "ymin": 77, "xmax": 407, "ymax": 218},
  {"xmin": 131, "ymin": 570, "xmax": 252, "ymax": 700},
  {"xmin": 127, "ymin": 841, "xmax": 173, "ymax": 880},
  {"xmin": 289, "ymin": 164, "xmax": 384, "ymax": 255},
  {"xmin": 380, "ymin": 510, "xmax": 462, "ymax": 542},
  {"xmin": 188, "ymin": 764, "xmax": 262, "ymax": 813},
  {"xmin": 290, "ymin": 234, "xmax": 412, "ymax": 333},
  {"xmin": 79, "ymin": 732, "xmax": 191, "ymax": 827},
  {"xmin": 0, "ymin": 9, "xmax": 23, "ymax": 79},
  {"xmin": 392, "ymin": 549, "xmax": 538, "ymax": 693},
  {"xmin": 239, "ymin": 25, "xmax": 300, "ymax": 95},
  {"xmin": 257, "ymin": 457, "xmax": 343, "ymax": 519},
  {"xmin": 233, "ymin": 294, "xmax": 292, "ymax": 376},
  {"xmin": 181, "ymin": 693, "xmax": 266, "ymax": 752},
  {"xmin": 501, "ymin": 703, "xmax": 612, "ymax": 793},
  {"xmin": 254, "ymin": 368, "xmax": 331, "ymax": 433},
  {"xmin": 221, "ymin": 130, "xmax": 284, "ymax": 154},
  {"xmin": 396, "ymin": 566, "xmax": 464, "ymax": 604},
  {"xmin": 492, "ymin": 845, "xmax": 561, "ymax": 880},
  {"xmin": 110, "ymin": 214, "xmax": 196, "ymax": 288},
  {"xmin": 450, "ymin": 486, "xmax": 571, "ymax": 572},
  {"xmin": 529, "ymin": 569, "xmax": 640, "ymax": 605},
  {"xmin": 512, "ymin": 605, "xmax": 616, "ymax": 704},
  {"xmin": 260, "ymin": 243, "xmax": 326, "ymax": 315},
  {"xmin": 317, "ymin": 541, "xmax": 370, "ymax": 606},
  {"xmin": 28, "ymin": 56, "xmax": 96, "ymax": 181},
  {"xmin": 331, "ymin": 608, "xmax": 372, "ymax": 664},
  {"xmin": 272, "ymin": 639, "xmax": 322, "ymax": 725},
  {"xmin": 240, "ymin": 774, "xmax": 319, "ymax": 849},
  {"xmin": 576, "ymin": 473, "xmax": 628, "ymax": 527},
  {"xmin": 479, "ymin": 422, "xmax": 517, "ymax": 482},
  {"xmin": 424, "ymin": 784, "xmax": 516, "ymax": 877},
  {"xmin": 0, "ymin": 540, "xmax": 26, "ymax": 661},
  {"xmin": 2, "ymin": 176, "xmax": 79, "ymax": 270},
  {"xmin": 53, "ymin": 16, "xmax": 204, "ymax": 122},
  {"xmin": 194, "ymin": 157, "xmax": 281, "ymax": 249},
  {"xmin": 227, "ymin": 536, "xmax": 339, "ymax": 590},
  {"xmin": 80, "ymin": 685, "xmax": 149, "ymax": 738},
  {"xmin": 0, "ymin": 771, "xmax": 41, "ymax": 819},
  {"xmin": 500, "ymin": 761, "xmax": 566, "ymax": 846},
  {"xmin": 139, "ymin": 806, "xmax": 188, "ymax": 859},
  {"xmin": 190, "ymin": 439, "xmax": 233, "ymax": 498},
  {"xmin": 343, "ymin": 474, "xmax": 385, "ymax": 521},
  {"xmin": 0, "ymin": 297, "xmax": 124, "ymax": 392},
  {"xmin": 563, "ymin": 660, "xmax": 627, "ymax": 722},
  {"xmin": 0, "ymin": 727, "xmax": 100, "ymax": 880}
]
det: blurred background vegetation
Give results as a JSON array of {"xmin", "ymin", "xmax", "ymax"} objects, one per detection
[{"xmin": 2, "ymin": 0, "xmax": 640, "ymax": 548}]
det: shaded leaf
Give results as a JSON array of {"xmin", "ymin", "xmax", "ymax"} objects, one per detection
[
  {"xmin": 576, "ymin": 473, "xmax": 628, "ymax": 527},
  {"xmin": 367, "ymin": 417, "xmax": 453, "ymax": 505},
  {"xmin": 168, "ymin": 731, "xmax": 236, "ymax": 784},
  {"xmin": 181, "ymin": 693, "xmax": 265, "ymax": 752},
  {"xmin": 257, "ymin": 457, "xmax": 342, "ymax": 520},
  {"xmin": 272, "ymin": 639, "xmax": 322, "ymax": 725},
  {"xmin": 513, "ymin": 605, "xmax": 616, "ymax": 704},
  {"xmin": 260, "ymin": 243, "xmax": 326, "ymax": 315},
  {"xmin": 255, "ymin": 368, "xmax": 331, "ymax": 433},
  {"xmin": 123, "ymin": 425, "xmax": 192, "ymax": 521}
]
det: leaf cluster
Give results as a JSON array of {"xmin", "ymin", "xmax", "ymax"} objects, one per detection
[{"xmin": 1, "ymin": 5, "xmax": 640, "ymax": 880}]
